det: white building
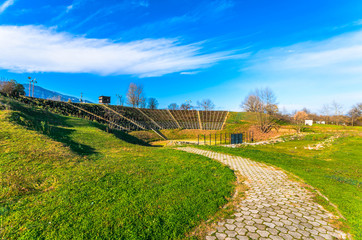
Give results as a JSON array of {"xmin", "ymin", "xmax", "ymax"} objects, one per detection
[{"xmin": 305, "ymin": 120, "xmax": 313, "ymax": 126}]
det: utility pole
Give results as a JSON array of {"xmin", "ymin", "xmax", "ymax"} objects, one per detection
[
  {"xmin": 80, "ymin": 92, "xmax": 83, "ymax": 103},
  {"xmin": 28, "ymin": 77, "xmax": 32, "ymax": 97},
  {"xmin": 116, "ymin": 94, "xmax": 123, "ymax": 106},
  {"xmin": 32, "ymin": 78, "xmax": 37, "ymax": 98}
]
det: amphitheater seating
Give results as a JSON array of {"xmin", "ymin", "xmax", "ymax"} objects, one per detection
[{"xmin": 15, "ymin": 96, "xmax": 229, "ymax": 131}]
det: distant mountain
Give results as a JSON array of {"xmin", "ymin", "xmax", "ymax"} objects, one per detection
[{"xmin": 23, "ymin": 85, "xmax": 92, "ymax": 103}]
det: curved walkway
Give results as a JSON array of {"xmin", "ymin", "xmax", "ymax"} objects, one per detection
[{"xmin": 178, "ymin": 147, "xmax": 347, "ymax": 240}]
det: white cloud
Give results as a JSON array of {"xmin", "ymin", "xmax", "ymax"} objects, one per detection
[
  {"xmin": 0, "ymin": 25, "xmax": 244, "ymax": 77},
  {"xmin": 180, "ymin": 71, "xmax": 200, "ymax": 75},
  {"xmin": 0, "ymin": 0, "xmax": 15, "ymax": 14},
  {"xmin": 66, "ymin": 4, "xmax": 73, "ymax": 12}
]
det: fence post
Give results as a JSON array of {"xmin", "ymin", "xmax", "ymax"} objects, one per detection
[
  {"xmin": 215, "ymin": 133, "xmax": 216, "ymax": 145},
  {"xmin": 220, "ymin": 133, "xmax": 222, "ymax": 145},
  {"xmin": 198, "ymin": 135, "xmax": 199, "ymax": 145},
  {"xmin": 225, "ymin": 133, "xmax": 227, "ymax": 144},
  {"xmin": 204, "ymin": 135, "xmax": 206, "ymax": 145},
  {"xmin": 209, "ymin": 134, "xmax": 211, "ymax": 145}
]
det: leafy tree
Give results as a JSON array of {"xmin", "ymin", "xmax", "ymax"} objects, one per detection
[
  {"xmin": 0, "ymin": 79, "xmax": 25, "ymax": 96},
  {"xmin": 197, "ymin": 99, "xmax": 215, "ymax": 110},
  {"xmin": 148, "ymin": 98, "xmax": 158, "ymax": 109}
]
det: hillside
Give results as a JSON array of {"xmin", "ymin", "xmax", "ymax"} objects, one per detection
[
  {"xmin": 22, "ymin": 85, "xmax": 92, "ymax": 103},
  {"xmin": 0, "ymin": 96, "xmax": 235, "ymax": 239}
]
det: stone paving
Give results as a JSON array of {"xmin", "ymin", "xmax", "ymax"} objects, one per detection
[{"xmin": 178, "ymin": 147, "xmax": 347, "ymax": 240}]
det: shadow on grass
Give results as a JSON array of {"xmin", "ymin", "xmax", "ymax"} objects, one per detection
[
  {"xmin": 3, "ymin": 97, "xmax": 97, "ymax": 156},
  {"xmin": 2, "ymin": 96, "xmax": 149, "ymax": 155},
  {"xmin": 90, "ymin": 121, "xmax": 150, "ymax": 147}
]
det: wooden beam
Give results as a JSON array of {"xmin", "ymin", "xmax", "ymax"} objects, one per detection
[
  {"xmin": 136, "ymin": 108, "xmax": 163, "ymax": 129},
  {"xmin": 221, "ymin": 111, "xmax": 229, "ymax": 130},
  {"xmin": 67, "ymin": 102, "xmax": 128, "ymax": 130},
  {"xmin": 197, "ymin": 110, "xmax": 202, "ymax": 130},
  {"xmin": 101, "ymin": 105, "xmax": 146, "ymax": 130},
  {"xmin": 167, "ymin": 109, "xmax": 181, "ymax": 129}
]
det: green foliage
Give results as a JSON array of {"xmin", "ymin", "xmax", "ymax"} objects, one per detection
[
  {"xmin": 0, "ymin": 96, "xmax": 235, "ymax": 239},
  {"xmin": 0, "ymin": 80, "xmax": 25, "ymax": 96},
  {"xmin": 196, "ymin": 134, "xmax": 362, "ymax": 239}
]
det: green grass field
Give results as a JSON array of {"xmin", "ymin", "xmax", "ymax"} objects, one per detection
[
  {"xmin": 0, "ymin": 97, "xmax": 235, "ymax": 239},
  {"xmin": 194, "ymin": 133, "xmax": 362, "ymax": 239}
]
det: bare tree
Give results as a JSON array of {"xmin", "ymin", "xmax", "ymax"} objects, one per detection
[
  {"xmin": 348, "ymin": 103, "xmax": 362, "ymax": 126},
  {"xmin": 241, "ymin": 95, "xmax": 260, "ymax": 112},
  {"xmin": 321, "ymin": 104, "xmax": 331, "ymax": 123},
  {"xmin": 180, "ymin": 103, "xmax": 192, "ymax": 110},
  {"xmin": 148, "ymin": 98, "xmax": 158, "ymax": 109},
  {"xmin": 293, "ymin": 111, "xmax": 308, "ymax": 133},
  {"xmin": 243, "ymin": 88, "xmax": 279, "ymax": 133},
  {"xmin": 126, "ymin": 83, "xmax": 145, "ymax": 108},
  {"xmin": 197, "ymin": 99, "xmax": 215, "ymax": 110},
  {"xmin": 168, "ymin": 103, "xmax": 179, "ymax": 110},
  {"xmin": 301, "ymin": 107, "xmax": 311, "ymax": 114},
  {"xmin": 331, "ymin": 101, "xmax": 343, "ymax": 125},
  {"xmin": 140, "ymin": 97, "xmax": 147, "ymax": 108}
]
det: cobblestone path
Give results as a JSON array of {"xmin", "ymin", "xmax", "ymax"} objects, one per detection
[{"xmin": 178, "ymin": 147, "xmax": 346, "ymax": 240}]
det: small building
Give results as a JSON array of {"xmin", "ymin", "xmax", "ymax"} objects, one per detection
[
  {"xmin": 305, "ymin": 120, "xmax": 313, "ymax": 126},
  {"xmin": 316, "ymin": 121, "xmax": 326, "ymax": 124},
  {"xmin": 99, "ymin": 96, "xmax": 111, "ymax": 104}
]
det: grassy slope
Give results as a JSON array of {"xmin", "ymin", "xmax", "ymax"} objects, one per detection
[
  {"xmin": 0, "ymin": 97, "xmax": 235, "ymax": 239},
  {"xmin": 195, "ymin": 133, "xmax": 362, "ymax": 239}
]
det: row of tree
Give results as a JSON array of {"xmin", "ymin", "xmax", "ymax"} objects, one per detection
[
  {"xmin": 124, "ymin": 83, "xmax": 216, "ymax": 110},
  {"xmin": 240, "ymin": 87, "xmax": 362, "ymax": 133},
  {"xmin": 168, "ymin": 99, "xmax": 215, "ymax": 111}
]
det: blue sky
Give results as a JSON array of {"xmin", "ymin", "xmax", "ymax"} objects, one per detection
[{"xmin": 0, "ymin": 0, "xmax": 361, "ymax": 112}]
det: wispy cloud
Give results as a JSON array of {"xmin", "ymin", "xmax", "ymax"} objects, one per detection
[
  {"xmin": 0, "ymin": 0, "xmax": 15, "ymax": 14},
  {"xmin": 180, "ymin": 71, "xmax": 200, "ymax": 75},
  {"xmin": 241, "ymin": 30, "xmax": 362, "ymax": 111},
  {"xmin": 0, "ymin": 25, "xmax": 245, "ymax": 77},
  {"xmin": 248, "ymin": 30, "xmax": 362, "ymax": 74}
]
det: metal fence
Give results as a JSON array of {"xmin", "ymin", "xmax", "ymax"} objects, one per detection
[{"xmin": 197, "ymin": 131, "xmax": 254, "ymax": 145}]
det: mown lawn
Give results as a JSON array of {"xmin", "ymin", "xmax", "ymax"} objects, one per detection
[
  {"xmin": 194, "ymin": 133, "xmax": 362, "ymax": 239},
  {"xmin": 0, "ymin": 98, "xmax": 235, "ymax": 239}
]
